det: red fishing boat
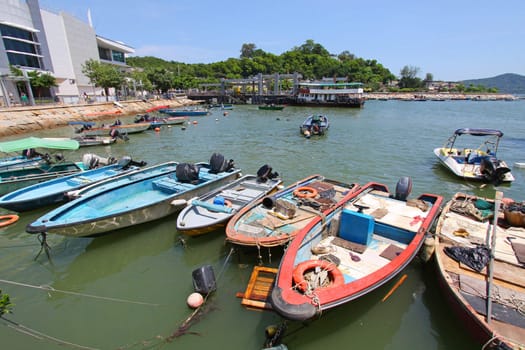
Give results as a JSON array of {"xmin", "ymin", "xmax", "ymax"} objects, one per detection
[{"xmin": 269, "ymin": 179, "xmax": 443, "ymax": 321}]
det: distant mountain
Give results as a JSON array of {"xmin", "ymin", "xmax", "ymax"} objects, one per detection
[{"xmin": 461, "ymin": 73, "xmax": 525, "ymax": 94}]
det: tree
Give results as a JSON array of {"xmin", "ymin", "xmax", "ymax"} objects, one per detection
[
  {"xmin": 82, "ymin": 59, "xmax": 124, "ymax": 100},
  {"xmin": 338, "ymin": 51, "xmax": 355, "ymax": 61},
  {"xmin": 240, "ymin": 43, "xmax": 256, "ymax": 59},
  {"xmin": 399, "ymin": 65, "xmax": 423, "ymax": 89},
  {"xmin": 27, "ymin": 71, "xmax": 57, "ymax": 98}
]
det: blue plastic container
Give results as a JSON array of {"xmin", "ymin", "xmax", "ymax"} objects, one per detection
[{"xmin": 339, "ymin": 209, "xmax": 374, "ymax": 246}]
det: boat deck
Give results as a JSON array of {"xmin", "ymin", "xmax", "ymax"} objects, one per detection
[
  {"xmin": 435, "ymin": 194, "xmax": 525, "ymax": 347},
  {"xmin": 306, "ymin": 191, "xmax": 430, "ymax": 282}
]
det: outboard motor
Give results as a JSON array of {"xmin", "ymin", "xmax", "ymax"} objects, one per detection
[
  {"xmin": 209, "ymin": 153, "xmax": 234, "ymax": 174},
  {"xmin": 54, "ymin": 153, "xmax": 65, "ymax": 162},
  {"xmin": 256, "ymin": 164, "xmax": 279, "ymax": 183},
  {"xmin": 176, "ymin": 163, "xmax": 200, "ymax": 183},
  {"xmin": 117, "ymin": 156, "xmax": 132, "ymax": 169},
  {"xmin": 82, "ymin": 154, "xmax": 114, "ymax": 169},
  {"xmin": 394, "ymin": 176, "xmax": 412, "ymax": 201},
  {"xmin": 480, "ymin": 156, "xmax": 510, "ymax": 184}
]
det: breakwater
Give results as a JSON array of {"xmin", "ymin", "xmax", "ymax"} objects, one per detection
[
  {"xmin": 0, "ymin": 97, "xmax": 197, "ymax": 137},
  {"xmin": 364, "ymin": 92, "xmax": 517, "ymax": 101}
]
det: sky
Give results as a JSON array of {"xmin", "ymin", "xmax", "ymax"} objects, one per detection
[{"xmin": 39, "ymin": 0, "xmax": 525, "ymax": 81}]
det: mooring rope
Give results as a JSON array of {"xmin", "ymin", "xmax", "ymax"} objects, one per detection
[
  {"xmin": 1, "ymin": 316, "xmax": 100, "ymax": 350},
  {"xmin": 0, "ymin": 279, "xmax": 159, "ymax": 306}
]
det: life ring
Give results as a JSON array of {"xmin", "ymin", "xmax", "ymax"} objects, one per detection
[
  {"xmin": 292, "ymin": 259, "xmax": 344, "ymax": 293},
  {"xmin": 293, "ymin": 186, "xmax": 318, "ymax": 198},
  {"xmin": 0, "ymin": 214, "xmax": 19, "ymax": 228}
]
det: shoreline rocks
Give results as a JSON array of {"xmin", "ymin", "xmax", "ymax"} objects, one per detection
[{"xmin": 0, "ymin": 97, "xmax": 198, "ymax": 138}]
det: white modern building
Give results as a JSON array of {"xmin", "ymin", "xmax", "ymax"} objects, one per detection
[{"xmin": 0, "ymin": 0, "xmax": 134, "ymax": 106}]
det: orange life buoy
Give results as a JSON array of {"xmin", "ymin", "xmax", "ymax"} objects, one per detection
[
  {"xmin": 292, "ymin": 259, "xmax": 344, "ymax": 293},
  {"xmin": 0, "ymin": 214, "xmax": 19, "ymax": 228},
  {"xmin": 293, "ymin": 186, "xmax": 318, "ymax": 198}
]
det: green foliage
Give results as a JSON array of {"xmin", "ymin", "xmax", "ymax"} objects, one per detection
[
  {"xmin": 398, "ymin": 65, "xmax": 424, "ymax": 89},
  {"xmin": 127, "ymin": 40, "xmax": 397, "ymax": 91},
  {"xmin": 82, "ymin": 59, "xmax": 124, "ymax": 98},
  {"xmin": 0, "ymin": 289, "xmax": 13, "ymax": 316}
]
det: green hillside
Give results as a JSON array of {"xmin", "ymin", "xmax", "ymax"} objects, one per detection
[{"xmin": 461, "ymin": 73, "xmax": 525, "ymax": 94}]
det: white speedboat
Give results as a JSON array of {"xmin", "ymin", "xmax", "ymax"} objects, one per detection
[{"xmin": 433, "ymin": 128, "xmax": 514, "ymax": 184}]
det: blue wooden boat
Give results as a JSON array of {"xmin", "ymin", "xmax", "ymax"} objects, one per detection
[
  {"xmin": 161, "ymin": 108, "xmax": 209, "ymax": 116},
  {"xmin": 0, "ymin": 156, "xmax": 146, "ymax": 212},
  {"xmin": 300, "ymin": 115, "xmax": 329, "ymax": 138},
  {"xmin": 176, "ymin": 166, "xmax": 283, "ymax": 236},
  {"xmin": 26, "ymin": 153, "xmax": 241, "ymax": 237}
]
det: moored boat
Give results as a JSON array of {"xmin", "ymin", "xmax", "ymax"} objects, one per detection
[
  {"xmin": 176, "ymin": 166, "xmax": 282, "ymax": 236},
  {"xmin": 0, "ymin": 137, "xmax": 79, "ymax": 171},
  {"xmin": 432, "ymin": 192, "xmax": 525, "ymax": 349},
  {"xmin": 134, "ymin": 114, "xmax": 189, "ymax": 128},
  {"xmin": 291, "ymin": 81, "xmax": 365, "ymax": 108},
  {"xmin": 43, "ymin": 136, "xmax": 119, "ymax": 147},
  {"xmin": 73, "ymin": 120, "xmax": 151, "ymax": 137},
  {"xmin": 269, "ymin": 178, "xmax": 444, "ymax": 321},
  {"xmin": 26, "ymin": 153, "xmax": 241, "ymax": 237},
  {"xmin": 258, "ymin": 104, "xmax": 285, "ymax": 111},
  {"xmin": 0, "ymin": 138, "xmax": 89, "ymax": 195},
  {"xmin": 161, "ymin": 108, "xmax": 209, "ymax": 116},
  {"xmin": 433, "ymin": 128, "xmax": 514, "ymax": 184},
  {"xmin": 299, "ymin": 115, "xmax": 329, "ymax": 138},
  {"xmin": 225, "ymin": 175, "xmax": 360, "ymax": 248},
  {"xmin": 0, "ymin": 155, "xmax": 145, "ymax": 212}
]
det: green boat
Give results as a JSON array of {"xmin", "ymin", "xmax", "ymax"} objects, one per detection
[
  {"xmin": 0, "ymin": 137, "xmax": 88, "ymax": 195},
  {"xmin": 258, "ymin": 104, "xmax": 285, "ymax": 111}
]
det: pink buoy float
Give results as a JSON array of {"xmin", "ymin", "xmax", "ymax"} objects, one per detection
[{"xmin": 187, "ymin": 292, "xmax": 204, "ymax": 308}]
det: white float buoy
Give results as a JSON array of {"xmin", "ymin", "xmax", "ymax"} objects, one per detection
[{"xmin": 187, "ymin": 292, "xmax": 204, "ymax": 308}]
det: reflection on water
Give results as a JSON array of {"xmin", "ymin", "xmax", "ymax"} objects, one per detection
[{"xmin": 1, "ymin": 101, "xmax": 525, "ymax": 349}]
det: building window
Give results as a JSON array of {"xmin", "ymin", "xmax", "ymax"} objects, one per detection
[
  {"xmin": 6, "ymin": 52, "xmax": 41, "ymax": 68},
  {"xmin": 4, "ymin": 38, "xmax": 39, "ymax": 54},
  {"xmin": 98, "ymin": 46, "xmax": 111, "ymax": 61},
  {"xmin": 0, "ymin": 24, "xmax": 42, "ymax": 69},
  {"xmin": 0, "ymin": 24, "xmax": 35, "ymax": 41},
  {"xmin": 112, "ymin": 50, "xmax": 125, "ymax": 63}
]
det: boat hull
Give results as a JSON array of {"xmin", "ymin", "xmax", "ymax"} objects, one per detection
[
  {"xmin": 0, "ymin": 163, "xmax": 138, "ymax": 212},
  {"xmin": 27, "ymin": 165, "xmax": 241, "ymax": 237},
  {"xmin": 225, "ymin": 175, "xmax": 360, "ymax": 247},
  {"xmin": 177, "ymin": 174, "xmax": 283, "ymax": 236},
  {"xmin": 434, "ymin": 148, "xmax": 514, "ymax": 183},
  {"xmin": 0, "ymin": 162, "xmax": 85, "ymax": 196},
  {"xmin": 80, "ymin": 123, "xmax": 150, "ymax": 136},
  {"xmin": 433, "ymin": 193, "xmax": 525, "ymax": 349}
]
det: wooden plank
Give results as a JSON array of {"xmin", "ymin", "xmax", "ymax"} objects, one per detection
[{"xmin": 239, "ymin": 266, "xmax": 277, "ymax": 311}]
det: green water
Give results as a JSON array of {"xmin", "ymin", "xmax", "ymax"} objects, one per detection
[{"xmin": 1, "ymin": 100, "xmax": 525, "ymax": 350}]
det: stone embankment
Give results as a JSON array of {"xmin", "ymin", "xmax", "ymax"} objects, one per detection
[
  {"xmin": 364, "ymin": 92, "xmax": 517, "ymax": 101},
  {"xmin": 0, "ymin": 97, "xmax": 198, "ymax": 138}
]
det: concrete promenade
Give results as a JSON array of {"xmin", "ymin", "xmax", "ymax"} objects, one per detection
[{"xmin": 0, "ymin": 97, "xmax": 197, "ymax": 138}]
